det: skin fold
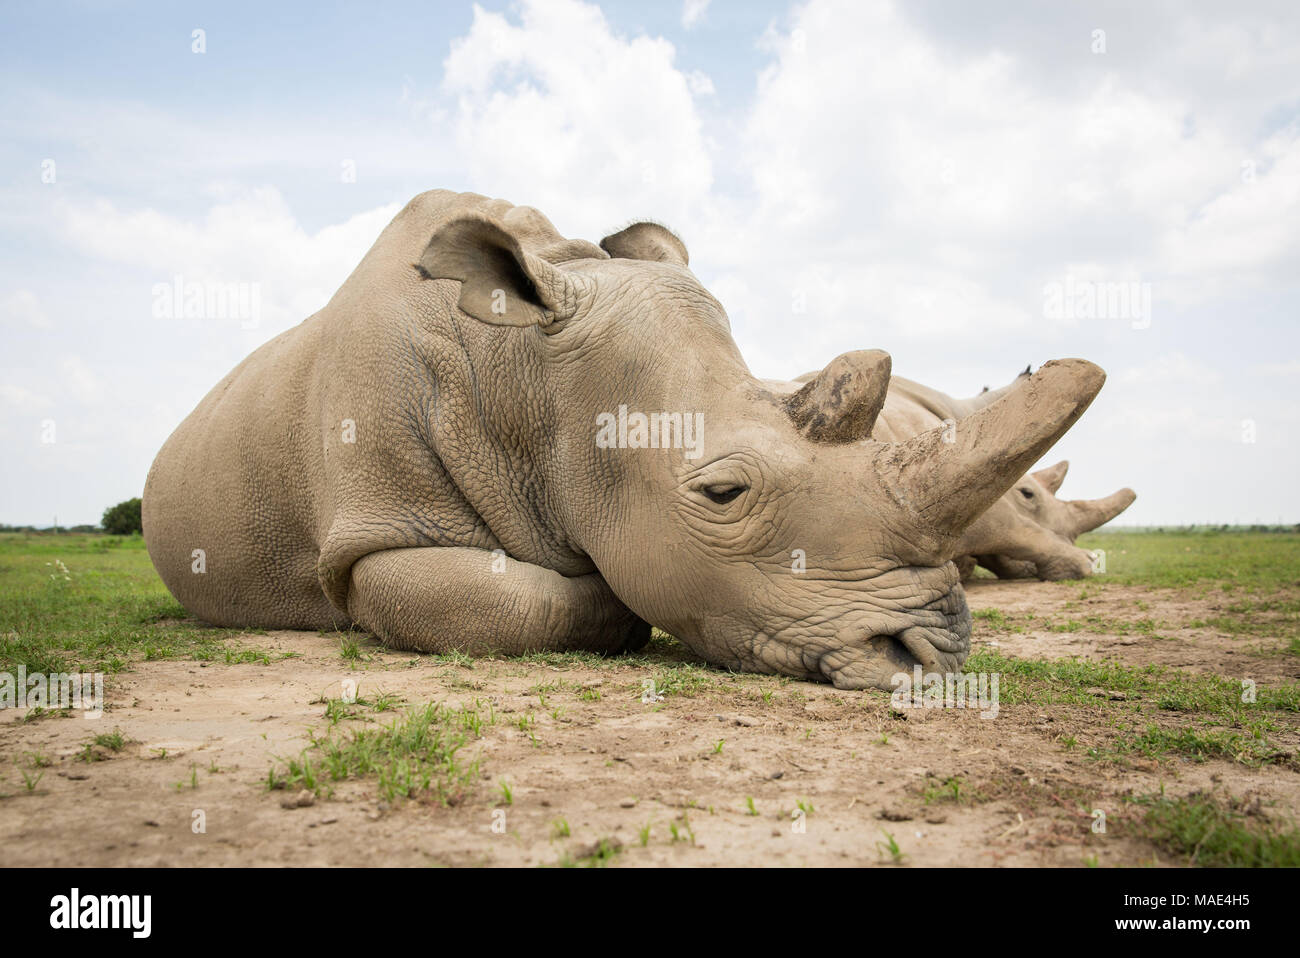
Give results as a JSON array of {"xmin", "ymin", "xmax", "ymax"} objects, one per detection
[{"xmin": 144, "ymin": 190, "xmax": 1107, "ymax": 689}]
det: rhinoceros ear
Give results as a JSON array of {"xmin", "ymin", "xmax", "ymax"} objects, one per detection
[
  {"xmin": 419, "ymin": 214, "xmax": 589, "ymax": 330},
  {"xmin": 1032, "ymin": 460, "xmax": 1069, "ymax": 494},
  {"xmin": 784, "ymin": 350, "xmax": 892, "ymax": 443},
  {"xmin": 599, "ymin": 222, "xmax": 689, "ymax": 267}
]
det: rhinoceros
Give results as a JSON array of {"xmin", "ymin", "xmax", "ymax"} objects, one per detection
[
  {"xmin": 771, "ymin": 367, "xmax": 1136, "ymax": 580},
  {"xmin": 143, "ymin": 190, "xmax": 1105, "ymax": 690},
  {"xmin": 964, "ymin": 458, "xmax": 1137, "ymax": 580}
]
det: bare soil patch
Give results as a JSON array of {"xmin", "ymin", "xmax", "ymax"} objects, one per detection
[{"xmin": 3, "ymin": 580, "xmax": 1297, "ymax": 866}]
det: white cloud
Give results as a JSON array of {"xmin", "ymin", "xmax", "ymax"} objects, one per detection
[
  {"xmin": 682, "ymin": 0, "xmax": 710, "ymax": 30},
  {"xmin": 729, "ymin": 0, "xmax": 1296, "ymax": 352},
  {"xmin": 56, "ymin": 189, "xmax": 400, "ymax": 340},
  {"xmin": 0, "ymin": 289, "xmax": 51, "ymax": 328},
  {"xmin": 0, "ymin": 383, "xmax": 50, "ymax": 411},
  {"xmin": 441, "ymin": 0, "xmax": 714, "ymax": 234},
  {"xmin": 1118, "ymin": 352, "xmax": 1223, "ymax": 386},
  {"xmin": 685, "ymin": 69, "xmax": 715, "ymax": 96},
  {"xmin": 1256, "ymin": 359, "xmax": 1300, "ymax": 376},
  {"xmin": 57, "ymin": 355, "xmax": 103, "ymax": 406}
]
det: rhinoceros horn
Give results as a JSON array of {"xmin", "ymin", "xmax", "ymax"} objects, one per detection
[
  {"xmin": 784, "ymin": 349, "xmax": 892, "ymax": 443},
  {"xmin": 1032, "ymin": 460, "xmax": 1069, "ymax": 494},
  {"xmin": 874, "ymin": 359, "xmax": 1107, "ymax": 539},
  {"xmin": 1067, "ymin": 488, "xmax": 1137, "ymax": 535}
]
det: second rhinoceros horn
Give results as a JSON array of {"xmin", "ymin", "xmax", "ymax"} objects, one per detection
[
  {"xmin": 871, "ymin": 360, "xmax": 1107, "ymax": 542},
  {"xmin": 1065, "ymin": 486, "xmax": 1138, "ymax": 536}
]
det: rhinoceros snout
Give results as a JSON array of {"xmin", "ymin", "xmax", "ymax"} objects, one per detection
[{"xmin": 813, "ymin": 581, "xmax": 973, "ymax": 690}]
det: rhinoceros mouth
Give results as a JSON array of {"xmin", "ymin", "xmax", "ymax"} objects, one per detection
[{"xmin": 807, "ymin": 580, "xmax": 973, "ymax": 690}]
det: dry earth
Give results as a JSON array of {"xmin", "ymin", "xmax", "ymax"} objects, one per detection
[{"xmin": 2, "ymin": 579, "xmax": 1297, "ymax": 867}]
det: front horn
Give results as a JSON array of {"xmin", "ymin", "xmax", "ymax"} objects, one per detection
[{"xmin": 875, "ymin": 359, "xmax": 1107, "ymax": 540}]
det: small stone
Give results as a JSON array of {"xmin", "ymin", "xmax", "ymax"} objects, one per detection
[
  {"xmin": 878, "ymin": 805, "xmax": 914, "ymax": 822},
  {"xmin": 280, "ymin": 789, "xmax": 315, "ymax": 809},
  {"xmin": 619, "ymin": 797, "xmax": 637, "ymax": 808},
  {"xmin": 769, "ymin": 770, "xmax": 784, "ymax": 780},
  {"xmin": 924, "ymin": 809, "xmax": 947, "ymax": 824},
  {"xmin": 733, "ymin": 715, "xmax": 758, "ymax": 727}
]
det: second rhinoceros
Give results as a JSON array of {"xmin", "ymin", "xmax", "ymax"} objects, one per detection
[{"xmin": 143, "ymin": 190, "xmax": 1104, "ymax": 689}]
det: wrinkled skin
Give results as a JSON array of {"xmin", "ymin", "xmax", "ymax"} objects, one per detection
[
  {"xmin": 769, "ymin": 370, "xmax": 1136, "ymax": 581},
  {"xmin": 144, "ymin": 190, "xmax": 1105, "ymax": 689}
]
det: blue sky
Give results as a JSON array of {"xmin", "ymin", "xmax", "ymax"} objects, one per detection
[{"xmin": 2, "ymin": 0, "xmax": 1299, "ymax": 526}]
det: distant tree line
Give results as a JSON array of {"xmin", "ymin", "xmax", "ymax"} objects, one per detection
[{"xmin": 0, "ymin": 496, "xmax": 145, "ymax": 535}]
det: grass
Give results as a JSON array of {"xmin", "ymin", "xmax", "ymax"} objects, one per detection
[
  {"xmin": 267, "ymin": 702, "xmax": 480, "ymax": 804},
  {"xmin": 1128, "ymin": 789, "xmax": 1300, "ymax": 867},
  {"xmin": 0, "ymin": 532, "xmax": 271, "ymax": 673},
  {"xmin": 876, "ymin": 829, "xmax": 904, "ymax": 864},
  {"xmin": 556, "ymin": 837, "xmax": 621, "ymax": 868},
  {"xmin": 1095, "ymin": 722, "xmax": 1287, "ymax": 767},
  {"xmin": 962, "ymin": 647, "xmax": 1297, "ymax": 767},
  {"xmin": 964, "ymin": 648, "xmax": 1299, "ymax": 715},
  {"xmin": 1078, "ymin": 529, "xmax": 1300, "ymax": 591},
  {"xmin": 922, "ymin": 775, "xmax": 973, "ymax": 805},
  {"xmin": 636, "ymin": 662, "xmax": 717, "ymax": 700}
]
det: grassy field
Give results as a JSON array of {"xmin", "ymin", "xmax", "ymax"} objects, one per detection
[
  {"xmin": 1079, "ymin": 528, "xmax": 1300, "ymax": 590},
  {"xmin": 2, "ymin": 528, "xmax": 1299, "ymax": 866},
  {"xmin": 5, "ymin": 528, "xmax": 1293, "ymax": 670},
  {"xmin": 0, "ymin": 532, "xmax": 262, "ymax": 675}
]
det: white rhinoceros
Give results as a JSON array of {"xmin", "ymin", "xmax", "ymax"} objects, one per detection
[
  {"xmin": 771, "ymin": 366, "xmax": 1136, "ymax": 580},
  {"xmin": 143, "ymin": 190, "xmax": 1105, "ymax": 689},
  {"xmin": 962, "ymin": 458, "xmax": 1137, "ymax": 580}
]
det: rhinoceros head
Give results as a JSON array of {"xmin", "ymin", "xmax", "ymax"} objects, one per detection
[
  {"xmin": 421, "ymin": 214, "xmax": 1106, "ymax": 688},
  {"xmin": 1023, "ymin": 461, "xmax": 1137, "ymax": 541},
  {"xmin": 974, "ymin": 461, "xmax": 1137, "ymax": 580}
]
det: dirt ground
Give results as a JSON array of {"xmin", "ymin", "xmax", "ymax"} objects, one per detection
[{"xmin": 2, "ymin": 578, "xmax": 1297, "ymax": 867}]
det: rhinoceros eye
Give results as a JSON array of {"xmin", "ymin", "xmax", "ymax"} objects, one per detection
[
  {"xmin": 703, "ymin": 485, "xmax": 746, "ymax": 505},
  {"xmin": 1019, "ymin": 488, "xmax": 1034, "ymax": 500}
]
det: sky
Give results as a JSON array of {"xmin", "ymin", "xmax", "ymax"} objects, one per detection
[{"xmin": 1, "ymin": 0, "xmax": 1298, "ymax": 526}]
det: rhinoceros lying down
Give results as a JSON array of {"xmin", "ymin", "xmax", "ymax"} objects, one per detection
[
  {"xmin": 965, "ymin": 458, "xmax": 1136, "ymax": 580},
  {"xmin": 143, "ymin": 190, "xmax": 1104, "ymax": 689},
  {"xmin": 771, "ymin": 366, "xmax": 1136, "ymax": 581}
]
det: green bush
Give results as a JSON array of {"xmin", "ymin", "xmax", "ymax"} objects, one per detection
[{"xmin": 101, "ymin": 497, "xmax": 143, "ymax": 535}]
